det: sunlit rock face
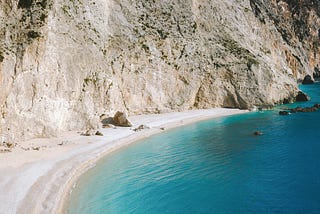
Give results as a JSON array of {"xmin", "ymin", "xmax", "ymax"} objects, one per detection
[
  {"xmin": 249, "ymin": 0, "xmax": 320, "ymax": 80},
  {"xmin": 0, "ymin": 0, "xmax": 318, "ymax": 141}
]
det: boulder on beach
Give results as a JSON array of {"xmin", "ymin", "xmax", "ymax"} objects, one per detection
[
  {"xmin": 95, "ymin": 131, "xmax": 103, "ymax": 136},
  {"xmin": 80, "ymin": 129, "xmax": 95, "ymax": 136},
  {"xmin": 101, "ymin": 116, "xmax": 114, "ymax": 126},
  {"xmin": 133, "ymin": 124, "xmax": 150, "ymax": 132},
  {"xmin": 113, "ymin": 111, "xmax": 133, "ymax": 127}
]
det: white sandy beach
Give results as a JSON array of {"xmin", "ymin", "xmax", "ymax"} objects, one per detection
[{"xmin": 0, "ymin": 108, "xmax": 248, "ymax": 214}]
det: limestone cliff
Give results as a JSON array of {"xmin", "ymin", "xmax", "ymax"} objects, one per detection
[{"xmin": 0, "ymin": 0, "xmax": 319, "ymax": 142}]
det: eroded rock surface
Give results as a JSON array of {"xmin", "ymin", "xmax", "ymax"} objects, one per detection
[{"xmin": 0, "ymin": 0, "xmax": 319, "ymax": 141}]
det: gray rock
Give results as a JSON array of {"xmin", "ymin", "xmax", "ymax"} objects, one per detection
[{"xmin": 81, "ymin": 130, "xmax": 95, "ymax": 136}]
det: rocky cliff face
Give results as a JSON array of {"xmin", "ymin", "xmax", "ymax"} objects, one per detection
[
  {"xmin": 0, "ymin": 0, "xmax": 319, "ymax": 142},
  {"xmin": 250, "ymin": 0, "xmax": 320, "ymax": 79}
]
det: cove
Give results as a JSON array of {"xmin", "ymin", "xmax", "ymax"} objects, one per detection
[{"xmin": 67, "ymin": 83, "xmax": 320, "ymax": 214}]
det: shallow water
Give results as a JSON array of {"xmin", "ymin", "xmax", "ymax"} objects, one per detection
[{"xmin": 67, "ymin": 83, "xmax": 320, "ymax": 214}]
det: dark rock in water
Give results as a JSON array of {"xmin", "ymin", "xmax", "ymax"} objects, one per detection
[
  {"xmin": 133, "ymin": 124, "xmax": 150, "ymax": 132},
  {"xmin": 313, "ymin": 103, "xmax": 320, "ymax": 108},
  {"xmin": 254, "ymin": 131, "xmax": 263, "ymax": 136},
  {"xmin": 279, "ymin": 111, "xmax": 289, "ymax": 115},
  {"xmin": 307, "ymin": 107, "xmax": 318, "ymax": 112},
  {"xmin": 290, "ymin": 105, "xmax": 319, "ymax": 113},
  {"xmin": 296, "ymin": 91, "xmax": 310, "ymax": 102},
  {"xmin": 290, "ymin": 107, "xmax": 302, "ymax": 113},
  {"xmin": 302, "ymin": 75, "xmax": 314, "ymax": 84},
  {"xmin": 32, "ymin": 147, "xmax": 40, "ymax": 151}
]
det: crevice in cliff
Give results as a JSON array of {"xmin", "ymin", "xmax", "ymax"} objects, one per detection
[
  {"xmin": 29, "ymin": 82, "xmax": 36, "ymax": 111},
  {"xmin": 118, "ymin": 84, "xmax": 129, "ymax": 113},
  {"xmin": 173, "ymin": 16, "xmax": 184, "ymax": 38},
  {"xmin": 234, "ymin": 90, "xmax": 249, "ymax": 110},
  {"xmin": 193, "ymin": 84, "xmax": 203, "ymax": 108}
]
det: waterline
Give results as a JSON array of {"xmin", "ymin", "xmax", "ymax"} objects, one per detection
[{"xmin": 67, "ymin": 84, "xmax": 320, "ymax": 213}]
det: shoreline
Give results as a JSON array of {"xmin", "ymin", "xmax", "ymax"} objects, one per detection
[{"xmin": 0, "ymin": 108, "xmax": 248, "ymax": 214}]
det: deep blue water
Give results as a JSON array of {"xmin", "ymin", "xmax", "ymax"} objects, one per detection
[{"xmin": 67, "ymin": 83, "xmax": 320, "ymax": 214}]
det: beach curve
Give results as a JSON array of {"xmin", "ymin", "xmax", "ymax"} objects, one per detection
[{"xmin": 0, "ymin": 108, "xmax": 248, "ymax": 214}]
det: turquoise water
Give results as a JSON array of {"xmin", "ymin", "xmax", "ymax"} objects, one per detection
[{"xmin": 67, "ymin": 84, "xmax": 320, "ymax": 214}]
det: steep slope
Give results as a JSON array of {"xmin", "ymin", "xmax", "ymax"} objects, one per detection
[
  {"xmin": 250, "ymin": 0, "xmax": 320, "ymax": 78},
  {"xmin": 0, "ymin": 0, "xmax": 318, "ymax": 142}
]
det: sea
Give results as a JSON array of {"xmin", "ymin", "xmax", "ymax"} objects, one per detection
[{"xmin": 67, "ymin": 83, "xmax": 320, "ymax": 214}]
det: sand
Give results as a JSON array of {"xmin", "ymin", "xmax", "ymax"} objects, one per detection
[{"xmin": 0, "ymin": 108, "xmax": 248, "ymax": 214}]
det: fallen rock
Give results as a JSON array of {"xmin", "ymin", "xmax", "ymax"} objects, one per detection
[
  {"xmin": 113, "ymin": 111, "xmax": 133, "ymax": 127},
  {"xmin": 302, "ymin": 75, "xmax": 314, "ymax": 84},
  {"xmin": 81, "ymin": 129, "xmax": 95, "ymax": 136},
  {"xmin": 81, "ymin": 132, "xmax": 91, "ymax": 136},
  {"xmin": 133, "ymin": 124, "xmax": 150, "ymax": 132},
  {"xmin": 296, "ymin": 91, "xmax": 310, "ymax": 102},
  {"xmin": 95, "ymin": 131, "xmax": 103, "ymax": 136},
  {"xmin": 0, "ymin": 148, "xmax": 11, "ymax": 153},
  {"xmin": 21, "ymin": 147, "xmax": 30, "ymax": 151},
  {"xmin": 253, "ymin": 131, "xmax": 263, "ymax": 136},
  {"xmin": 5, "ymin": 142, "xmax": 15, "ymax": 148},
  {"xmin": 101, "ymin": 116, "xmax": 114, "ymax": 125},
  {"xmin": 58, "ymin": 140, "xmax": 70, "ymax": 146},
  {"xmin": 32, "ymin": 147, "xmax": 40, "ymax": 151},
  {"xmin": 279, "ymin": 111, "xmax": 289, "ymax": 115}
]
